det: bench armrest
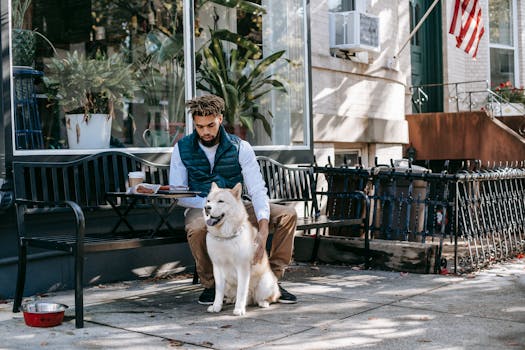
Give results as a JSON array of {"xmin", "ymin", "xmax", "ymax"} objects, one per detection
[{"xmin": 15, "ymin": 199, "xmax": 86, "ymax": 245}]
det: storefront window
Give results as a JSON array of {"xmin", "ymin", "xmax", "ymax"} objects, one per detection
[
  {"xmin": 9, "ymin": 0, "xmax": 310, "ymax": 153},
  {"xmin": 194, "ymin": 0, "xmax": 309, "ymax": 148}
]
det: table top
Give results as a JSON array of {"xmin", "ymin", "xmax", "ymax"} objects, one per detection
[{"xmin": 106, "ymin": 190, "xmax": 201, "ymax": 199}]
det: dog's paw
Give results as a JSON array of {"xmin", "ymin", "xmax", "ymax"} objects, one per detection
[
  {"xmin": 207, "ymin": 304, "xmax": 222, "ymax": 313},
  {"xmin": 258, "ymin": 300, "xmax": 270, "ymax": 308},
  {"xmin": 233, "ymin": 307, "xmax": 246, "ymax": 316}
]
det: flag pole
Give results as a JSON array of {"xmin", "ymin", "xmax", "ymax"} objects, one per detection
[{"xmin": 394, "ymin": 0, "xmax": 441, "ymax": 59}]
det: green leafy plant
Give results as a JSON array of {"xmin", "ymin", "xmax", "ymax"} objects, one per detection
[
  {"xmin": 494, "ymin": 81, "xmax": 525, "ymax": 104},
  {"xmin": 197, "ymin": 0, "xmax": 266, "ymax": 16},
  {"xmin": 196, "ymin": 29, "xmax": 287, "ymax": 136},
  {"xmin": 11, "ymin": 0, "xmax": 56, "ymax": 66},
  {"xmin": 134, "ymin": 29, "xmax": 185, "ymax": 119},
  {"xmin": 43, "ymin": 51, "xmax": 139, "ymax": 116}
]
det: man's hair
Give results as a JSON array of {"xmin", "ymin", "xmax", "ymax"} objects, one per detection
[{"xmin": 186, "ymin": 95, "xmax": 225, "ymax": 116}]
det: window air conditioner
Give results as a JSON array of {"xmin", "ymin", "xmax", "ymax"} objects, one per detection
[{"xmin": 329, "ymin": 11, "xmax": 380, "ymax": 53}]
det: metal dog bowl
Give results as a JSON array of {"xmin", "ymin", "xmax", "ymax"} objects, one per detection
[{"xmin": 21, "ymin": 302, "xmax": 68, "ymax": 327}]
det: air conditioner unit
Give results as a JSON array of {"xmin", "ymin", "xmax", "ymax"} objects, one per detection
[{"xmin": 329, "ymin": 11, "xmax": 380, "ymax": 53}]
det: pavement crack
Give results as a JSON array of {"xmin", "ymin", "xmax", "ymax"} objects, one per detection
[{"xmin": 85, "ymin": 320, "xmax": 216, "ymax": 349}]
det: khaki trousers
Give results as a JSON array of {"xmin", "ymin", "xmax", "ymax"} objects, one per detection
[{"xmin": 185, "ymin": 202, "xmax": 297, "ymax": 288}]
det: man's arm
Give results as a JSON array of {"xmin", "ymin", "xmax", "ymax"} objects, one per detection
[
  {"xmin": 170, "ymin": 144, "xmax": 206, "ymax": 208},
  {"xmin": 238, "ymin": 141, "xmax": 270, "ymax": 221},
  {"xmin": 238, "ymin": 141, "xmax": 270, "ymax": 263}
]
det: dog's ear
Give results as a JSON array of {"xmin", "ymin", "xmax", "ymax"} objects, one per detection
[
  {"xmin": 231, "ymin": 183, "xmax": 243, "ymax": 199},
  {"xmin": 210, "ymin": 182, "xmax": 219, "ymax": 191}
]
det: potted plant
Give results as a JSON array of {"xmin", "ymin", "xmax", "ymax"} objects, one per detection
[
  {"xmin": 11, "ymin": 0, "xmax": 55, "ymax": 67},
  {"xmin": 43, "ymin": 51, "xmax": 139, "ymax": 149},
  {"xmin": 490, "ymin": 81, "xmax": 525, "ymax": 116},
  {"xmin": 196, "ymin": 29, "xmax": 287, "ymax": 138}
]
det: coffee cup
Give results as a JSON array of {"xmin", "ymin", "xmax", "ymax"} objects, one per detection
[{"xmin": 128, "ymin": 171, "xmax": 145, "ymax": 188}]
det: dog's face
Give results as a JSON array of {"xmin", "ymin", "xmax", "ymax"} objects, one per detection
[{"xmin": 204, "ymin": 182, "xmax": 244, "ymax": 229}]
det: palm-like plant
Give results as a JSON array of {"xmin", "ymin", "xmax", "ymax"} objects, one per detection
[
  {"xmin": 134, "ymin": 29, "xmax": 186, "ymax": 122},
  {"xmin": 196, "ymin": 30, "xmax": 287, "ymax": 136}
]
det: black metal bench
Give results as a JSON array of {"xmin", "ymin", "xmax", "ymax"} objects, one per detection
[
  {"xmin": 256, "ymin": 156, "xmax": 371, "ymax": 261},
  {"xmin": 11, "ymin": 151, "xmax": 188, "ymax": 328}
]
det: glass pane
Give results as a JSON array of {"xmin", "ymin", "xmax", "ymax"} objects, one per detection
[
  {"xmin": 194, "ymin": 0, "xmax": 307, "ymax": 147},
  {"xmin": 11, "ymin": 0, "xmax": 186, "ymax": 150},
  {"xmin": 490, "ymin": 47, "xmax": 514, "ymax": 88},
  {"xmin": 489, "ymin": 0, "xmax": 513, "ymax": 46},
  {"xmin": 328, "ymin": 0, "xmax": 356, "ymax": 12}
]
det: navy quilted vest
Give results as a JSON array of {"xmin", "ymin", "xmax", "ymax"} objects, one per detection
[{"xmin": 178, "ymin": 125, "xmax": 243, "ymax": 196}]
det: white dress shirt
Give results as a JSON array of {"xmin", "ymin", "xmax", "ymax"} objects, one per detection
[{"xmin": 169, "ymin": 139, "xmax": 270, "ymax": 222}]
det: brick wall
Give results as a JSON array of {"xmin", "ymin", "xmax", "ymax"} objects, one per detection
[
  {"xmin": 310, "ymin": 0, "xmax": 410, "ymax": 165},
  {"xmin": 443, "ymin": 0, "xmax": 525, "ymax": 110}
]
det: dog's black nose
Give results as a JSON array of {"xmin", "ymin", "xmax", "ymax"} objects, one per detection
[{"xmin": 204, "ymin": 205, "xmax": 211, "ymax": 214}]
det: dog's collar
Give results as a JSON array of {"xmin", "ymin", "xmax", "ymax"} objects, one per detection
[{"xmin": 208, "ymin": 228, "xmax": 242, "ymax": 241}]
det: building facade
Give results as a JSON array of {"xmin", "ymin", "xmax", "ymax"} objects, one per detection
[
  {"xmin": 310, "ymin": 0, "xmax": 411, "ymax": 167},
  {"xmin": 1, "ymin": 0, "xmax": 524, "ymax": 298}
]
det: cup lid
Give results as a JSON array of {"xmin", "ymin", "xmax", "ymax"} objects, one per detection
[{"xmin": 128, "ymin": 171, "xmax": 145, "ymax": 178}]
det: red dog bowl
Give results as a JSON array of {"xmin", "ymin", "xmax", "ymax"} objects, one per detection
[{"xmin": 21, "ymin": 302, "xmax": 68, "ymax": 327}]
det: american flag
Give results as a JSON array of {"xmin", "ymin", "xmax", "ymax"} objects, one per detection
[{"xmin": 449, "ymin": 0, "xmax": 485, "ymax": 58}]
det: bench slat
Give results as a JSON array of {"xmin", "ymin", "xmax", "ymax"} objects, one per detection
[
  {"xmin": 25, "ymin": 233, "xmax": 187, "ymax": 252},
  {"xmin": 297, "ymin": 216, "xmax": 364, "ymax": 230}
]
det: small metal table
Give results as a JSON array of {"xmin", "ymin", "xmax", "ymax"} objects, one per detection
[{"xmin": 105, "ymin": 190, "xmax": 200, "ymax": 234}]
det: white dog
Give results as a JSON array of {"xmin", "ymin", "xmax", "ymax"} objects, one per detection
[{"xmin": 204, "ymin": 182, "xmax": 280, "ymax": 316}]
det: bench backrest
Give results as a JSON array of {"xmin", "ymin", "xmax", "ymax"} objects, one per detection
[
  {"xmin": 256, "ymin": 156, "xmax": 318, "ymax": 217},
  {"xmin": 13, "ymin": 151, "xmax": 170, "ymax": 209}
]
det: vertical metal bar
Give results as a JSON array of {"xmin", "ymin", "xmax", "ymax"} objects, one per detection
[
  {"xmin": 93, "ymin": 158, "xmax": 101, "ymax": 205},
  {"xmin": 183, "ymin": 0, "xmax": 196, "ymax": 134},
  {"xmin": 73, "ymin": 165, "xmax": 80, "ymax": 204},
  {"xmin": 40, "ymin": 167, "xmax": 49, "ymax": 202},
  {"xmin": 62, "ymin": 167, "xmax": 70, "ymax": 201},
  {"xmin": 51, "ymin": 167, "xmax": 59, "ymax": 202},
  {"xmin": 82, "ymin": 160, "xmax": 90, "ymax": 206}
]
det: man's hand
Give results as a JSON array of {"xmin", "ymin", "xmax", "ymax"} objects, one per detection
[{"xmin": 252, "ymin": 219, "xmax": 269, "ymax": 264}]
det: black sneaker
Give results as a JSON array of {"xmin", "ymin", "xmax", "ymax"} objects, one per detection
[
  {"xmin": 278, "ymin": 284, "xmax": 297, "ymax": 304},
  {"xmin": 198, "ymin": 288, "xmax": 215, "ymax": 305}
]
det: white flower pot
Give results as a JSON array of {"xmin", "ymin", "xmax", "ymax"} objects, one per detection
[
  {"xmin": 65, "ymin": 113, "xmax": 112, "ymax": 149},
  {"xmin": 489, "ymin": 102, "xmax": 525, "ymax": 116}
]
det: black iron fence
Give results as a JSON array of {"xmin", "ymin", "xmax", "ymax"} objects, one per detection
[{"xmin": 314, "ymin": 160, "xmax": 525, "ymax": 274}]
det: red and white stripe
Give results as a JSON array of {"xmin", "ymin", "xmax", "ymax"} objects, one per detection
[{"xmin": 448, "ymin": 0, "xmax": 485, "ymax": 58}]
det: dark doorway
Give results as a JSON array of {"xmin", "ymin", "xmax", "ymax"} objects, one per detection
[{"xmin": 410, "ymin": 0, "xmax": 443, "ymax": 113}]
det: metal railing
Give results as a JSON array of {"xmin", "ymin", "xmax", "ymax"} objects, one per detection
[
  {"xmin": 314, "ymin": 158, "xmax": 525, "ymax": 274},
  {"xmin": 410, "ymin": 80, "xmax": 525, "ymax": 135}
]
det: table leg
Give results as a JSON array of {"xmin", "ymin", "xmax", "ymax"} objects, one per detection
[
  {"xmin": 106, "ymin": 196, "xmax": 138, "ymax": 233},
  {"xmin": 150, "ymin": 200, "xmax": 179, "ymax": 233}
]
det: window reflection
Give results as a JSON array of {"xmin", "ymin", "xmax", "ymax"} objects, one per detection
[
  {"xmin": 488, "ymin": 0, "xmax": 512, "ymax": 46},
  {"xmin": 10, "ymin": 0, "xmax": 308, "ymax": 151},
  {"xmin": 194, "ymin": 0, "xmax": 307, "ymax": 147},
  {"xmin": 488, "ymin": 0, "xmax": 516, "ymax": 88}
]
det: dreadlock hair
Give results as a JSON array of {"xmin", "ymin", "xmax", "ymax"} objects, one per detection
[{"xmin": 186, "ymin": 95, "xmax": 225, "ymax": 117}]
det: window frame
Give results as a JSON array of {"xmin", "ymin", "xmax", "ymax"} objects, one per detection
[
  {"xmin": 488, "ymin": 0, "xmax": 520, "ymax": 88},
  {"xmin": 6, "ymin": 0, "xmax": 313, "ymax": 159}
]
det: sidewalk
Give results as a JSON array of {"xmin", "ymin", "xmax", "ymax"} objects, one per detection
[{"xmin": 1, "ymin": 259, "xmax": 524, "ymax": 350}]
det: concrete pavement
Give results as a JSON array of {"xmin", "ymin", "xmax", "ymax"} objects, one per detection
[{"xmin": 1, "ymin": 258, "xmax": 524, "ymax": 350}]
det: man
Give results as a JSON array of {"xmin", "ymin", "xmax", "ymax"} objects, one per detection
[{"xmin": 169, "ymin": 94, "xmax": 298, "ymax": 305}]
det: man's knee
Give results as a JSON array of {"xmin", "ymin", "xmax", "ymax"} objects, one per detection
[
  {"xmin": 185, "ymin": 210, "xmax": 206, "ymax": 238},
  {"xmin": 275, "ymin": 205, "xmax": 298, "ymax": 228},
  {"xmin": 284, "ymin": 206, "xmax": 298, "ymax": 220}
]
